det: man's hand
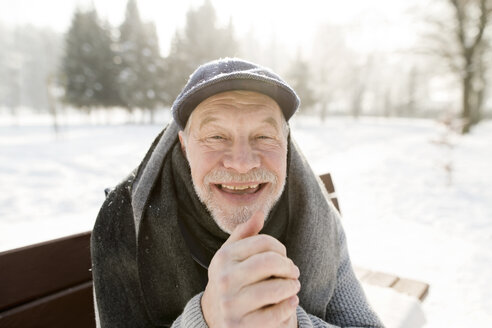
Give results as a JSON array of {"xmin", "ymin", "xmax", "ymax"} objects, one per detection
[{"xmin": 202, "ymin": 210, "xmax": 300, "ymax": 328}]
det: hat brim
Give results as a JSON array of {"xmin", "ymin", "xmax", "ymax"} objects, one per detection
[{"xmin": 175, "ymin": 78, "xmax": 299, "ymax": 129}]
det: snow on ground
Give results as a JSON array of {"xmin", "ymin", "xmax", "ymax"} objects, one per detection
[{"xmin": 1, "ymin": 113, "xmax": 491, "ymax": 327}]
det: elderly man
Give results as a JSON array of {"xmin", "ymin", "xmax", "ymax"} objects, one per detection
[{"xmin": 91, "ymin": 58, "xmax": 383, "ymax": 327}]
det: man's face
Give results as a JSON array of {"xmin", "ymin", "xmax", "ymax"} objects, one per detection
[{"xmin": 179, "ymin": 90, "xmax": 288, "ymax": 233}]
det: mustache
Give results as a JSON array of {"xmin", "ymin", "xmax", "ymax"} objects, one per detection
[{"xmin": 204, "ymin": 168, "xmax": 278, "ymax": 184}]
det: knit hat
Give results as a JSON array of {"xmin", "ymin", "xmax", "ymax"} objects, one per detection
[{"xmin": 171, "ymin": 58, "xmax": 300, "ymax": 129}]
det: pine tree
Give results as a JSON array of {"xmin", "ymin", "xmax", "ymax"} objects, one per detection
[
  {"xmin": 0, "ymin": 25, "xmax": 62, "ymax": 113},
  {"xmin": 163, "ymin": 0, "xmax": 238, "ymax": 105},
  {"xmin": 0, "ymin": 26, "xmax": 21, "ymax": 113},
  {"xmin": 61, "ymin": 8, "xmax": 119, "ymax": 111},
  {"xmin": 287, "ymin": 53, "xmax": 316, "ymax": 113},
  {"xmin": 117, "ymin": 0, "xmax": 164, "ymax": 122}
]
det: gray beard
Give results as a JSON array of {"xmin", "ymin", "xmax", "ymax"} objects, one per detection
[{"xmin": 192, "ymin": 170, "xmax": 285, "ymax": 233}]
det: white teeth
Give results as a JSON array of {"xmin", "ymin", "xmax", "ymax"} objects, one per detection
[{"xmin": 221, "ymin": 184, "xmax": 259, "ymax": 190}]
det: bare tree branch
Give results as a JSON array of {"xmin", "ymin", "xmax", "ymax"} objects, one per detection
[
  {"xmin": 423, "ymin": 0, "xmax": 492, "ymax": 133},
  {"xmin": 470, "ymin": 0, "xmax": 489, "ymax": 54},
  {"xmin": 450, "ymin": 0, "xmax": 467, "ymax": 54}
]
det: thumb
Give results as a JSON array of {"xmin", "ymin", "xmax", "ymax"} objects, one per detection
[{"xmin": 224, "ymin": 209, "xmax": 265, "ymax": 245}]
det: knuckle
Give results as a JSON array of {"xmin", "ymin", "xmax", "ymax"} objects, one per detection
[
  {"xmin": 257, "ymin": 252, "xmax": 286, "ymax": 271},
  {"xmin": 220, "ymin": 295, "xmax": 234, "ymax": 313},
  {"xmin": 224, "ymin": 317, "xmax": 241, "ymax": 328},
  {"xmin": 258, "ymin": 234, "xmax": 275, "ymax": 246},
  {"xmin": 272, "ymin": 280, "xmax": 296, "ymax": 299},
  {"xmin": 262, "ymin": 308, "xmax": 284, "ymax": 327},
  {"xmin": 256, "ymin": 252, "xmax": 270, "ymax": 265},
  {"xmin": 280, "ymin": 243, "xmax": 287, "ymax": 255},
  {"xmin": 290, "ymin": 279, "xmax": 299, "ymax": 291},
  {"xmin": 275, "ymin": 302, "xmax": 293, "ymax": 322},
  {"xmin": 271, "ymin": 310, "xmax": 283, "ymax": 324},
  {"xmin": 218, "ymin": 271, "xmax": 231, "ymax": 291},
  {"xmin": 261, "ymin": 251, "xmax": 279, "ymax": 264},
  {"xmin": 253, "ymin": 253, "xmax": 272, "ymax": 270},
  {"xmin": 256, "ymin": 236, "xmax": 270, "ymax": 250},
  {"xmin": 216, "ymin": 247, "xmax": 230, "ymax": 264},
  {"xmin": 259, "ymin": 235, "xmax": 286, "ymax": 254},
  {"xmin": 272, "ymin": 238, "xmax": 287, "ymax": 254}
]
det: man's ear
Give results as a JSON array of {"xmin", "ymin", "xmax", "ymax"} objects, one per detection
[{"xmin": 178, "ymin": 131, "xmax": 187, "ymax": 157}]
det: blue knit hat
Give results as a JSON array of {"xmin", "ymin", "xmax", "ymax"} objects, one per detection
[{"xmin": 171, "ymin": 58, "xmax": 300, "ymax": 129}]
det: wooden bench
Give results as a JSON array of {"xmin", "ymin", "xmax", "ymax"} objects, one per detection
[
  {"xmin": 0, "ymin": 173, "xmax": 429, "ymax": 327},
  {"xmin": 320, "ymin": 173, "xmax": 429, "ymax": 302}
]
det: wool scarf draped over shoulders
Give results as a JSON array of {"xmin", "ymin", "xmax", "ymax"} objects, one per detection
[{"xmin": 91, "ymin": 121, "xmax": 383, "ymax": 328}]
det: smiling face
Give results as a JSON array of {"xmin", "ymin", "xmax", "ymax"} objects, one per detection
[{"xmin": 178, "ymin": 90, "xmax": 288, "ymax": 233}]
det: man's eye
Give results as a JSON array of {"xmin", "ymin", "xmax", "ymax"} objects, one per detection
[
  {"xmin": 210, "ymin": 135, "xmax": 225, "ymax": 140},
  {"xmin": 257, "ymin": 135, "xmax": 271, "ymax": 140}
]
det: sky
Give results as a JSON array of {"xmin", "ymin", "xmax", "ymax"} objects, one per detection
[{"xmin": 0, "ymin": 0, "xmax": 425, "ymax": 55}]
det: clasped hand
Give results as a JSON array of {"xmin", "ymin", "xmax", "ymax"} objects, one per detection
[{"xmin": 201, "ymin": 210, "xmax": 300, "ymax": 328}]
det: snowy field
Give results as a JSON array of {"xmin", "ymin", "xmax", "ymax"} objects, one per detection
[{"xmin": 1, "ymin": 112, "xmax": 491, "ymax": 327}]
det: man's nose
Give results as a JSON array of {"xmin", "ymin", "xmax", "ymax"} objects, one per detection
[{"xmin": 223, "ymin": 137, "xmax": 260, "ymax": 173}]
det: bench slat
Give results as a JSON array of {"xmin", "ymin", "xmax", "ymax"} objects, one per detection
[
  {"xmin": 361, "ymin": 271, "xmax": 400, "ymax": 288},
  {"xmin": 319, "ymin": 173, "xmax": 341, "ymax": 213},
  {"xmin": 0, "ymin": 281, "xmax": 95, "ymax": 328},
  {"xmin": 0, "ymin": 231, "xmax": 92, "ymax": 311},
  {"xmin": 393, "ymin": 278, "xmax": 430, "ymax": 301},
  {"xmin": 355, "ymin": 268, "xmax": 430, "ymax": 302},
  {"xmin": 353, "ymin": 267, "xmax": 372, "ymax": 280}
]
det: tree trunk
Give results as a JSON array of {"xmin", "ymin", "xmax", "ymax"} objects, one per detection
[
  {"xmin": 473, "ymin": 86, "xmax": 484, "ymax": 125},
  {"xmin": 384, "ymin": 88, "xmax": 392, "ymax": 117},
  {"xmin": 320, "ymin": 102, "xmax": 326, "ymax": 122},
  {"xmin": 461, "ymin": 73, "xmax": 472, "ymax": 134},
  {"xmin": 46, "ymin": 75, "xmax": 59, "ymax": 135},
  {"xmin": 150, "ymin": 108, "xmax": 155, "ymax": 124},
  {"xmin": 351, "ymin": 86, "xmax": 364, "ymax": 119},
  {"xmin": 471, "ymin": 54, "xmax": 486, "ymax": 126}
]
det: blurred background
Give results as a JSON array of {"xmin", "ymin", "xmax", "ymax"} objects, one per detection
[{"xmin": 1, "ymin": 0, "xmax": 491, "ymax": 327}]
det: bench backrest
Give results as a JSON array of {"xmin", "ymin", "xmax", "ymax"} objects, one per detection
[{"xmin": 0, "ymin": 231, "xmax": 95, "ymax": 327}]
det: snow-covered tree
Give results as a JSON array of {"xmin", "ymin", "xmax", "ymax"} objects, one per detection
[
  {"xmin": 117, "ymin": 0, "xmax": 165, "ymax": 121},
  {"xmin": 61, "ymin": 8, "xmax": 120, "ymax": 111},
  {"xmin": 164, "ymin": 0, "xmax": 238, "ymax": 104},
  {"xmin": 0, "ymin": 25, "xmax": 61, "ymax": 113},
  {"xmin": 286, "ymin": 52, "xmax": 316, "ymax": 113}
]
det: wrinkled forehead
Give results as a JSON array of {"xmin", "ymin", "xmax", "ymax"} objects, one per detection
[{"xmin": 187, "ymin": 90, "xmax": 284, "ymax": 129}]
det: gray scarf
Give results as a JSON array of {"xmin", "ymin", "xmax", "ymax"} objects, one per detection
[{"xmin": 131, "ymin": 121, "xmax": 341, "ymax": 326}]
